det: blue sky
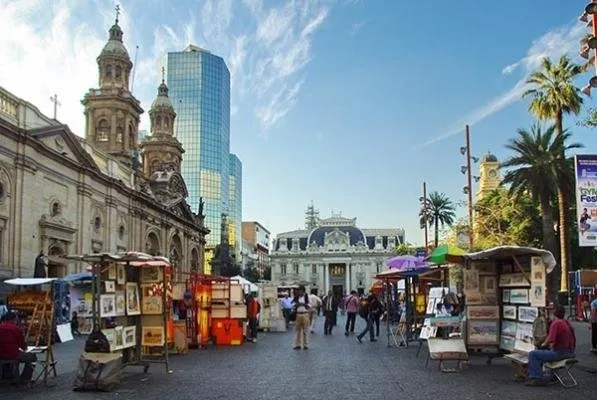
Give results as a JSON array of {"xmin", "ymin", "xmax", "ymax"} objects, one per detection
[{"xmin": 1, "ymin": 0, "xmax": 596, "ymax": 245}]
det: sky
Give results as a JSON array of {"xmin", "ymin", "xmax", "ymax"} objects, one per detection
[{"xmin": 1, "ymin": 0, "xmax": 597, "ymax": 246}]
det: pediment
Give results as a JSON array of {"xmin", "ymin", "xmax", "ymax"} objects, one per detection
[
  {"xmin": 29, "ymin": 125, "xmax": 98, "ymax": 171},
  {"xmin": 168, "ymin": 200, "xmax": 196, "ymax": 223}
]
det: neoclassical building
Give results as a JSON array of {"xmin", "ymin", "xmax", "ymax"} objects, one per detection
[
  {"xmin": 0, "ymin": 16, "xmax": 208, "ymax": 280},
  {"xmin": 270, "ymin": 213, "xmax": 405, "ymax": 296}
]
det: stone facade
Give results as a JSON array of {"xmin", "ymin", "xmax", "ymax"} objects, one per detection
[
  {"xmin": 0, "ymin": 17, "xmax": 208, "ymax": 280},
  {"xmin": 270, "ymin": 214, "xmax": 404, "ymax": 296}
]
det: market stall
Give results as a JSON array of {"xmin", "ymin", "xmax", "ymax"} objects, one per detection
[
  {"xmin": 5, "ymin": 278, "xmax": 60, "ymax": 386},
  {"xmin": 64, "ymin": 252, "xmax": 174, "ymax": 380}
]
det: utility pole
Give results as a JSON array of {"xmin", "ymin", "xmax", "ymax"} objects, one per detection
[
  {"xmin": 49, "ymin": 94, "xmax": 61, "ymax": 120},
  {"xmin": 422, "ymin": 182, "xmax": 429, "ymax": 253},
  {"xmin": 465, "ymin": 125, "xmax": 474, "ymax": 250}
]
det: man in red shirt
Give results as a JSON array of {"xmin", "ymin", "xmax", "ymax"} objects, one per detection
[
  {"xmin": 246, "ymin": 294, "xmax": 261, "ymax": 343},
  {"xmin": 526, "ymin": 305, "xmax": 576, "ymax": 386},
  {"xmin": 0, "ymin": 312, "xmax": 36, "ymax": 382}
]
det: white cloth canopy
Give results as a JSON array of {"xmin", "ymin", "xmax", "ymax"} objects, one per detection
[
  {"xmin": 462, "ymin": 246, "xmax": 557, "ymax": 274},
  {"xmin": 5, "ymin": 278, "xmax": 56, "ymax": 286},
  {"xmin": 231, "ymin": 275, "xmax": 258, "ymax": 293}
]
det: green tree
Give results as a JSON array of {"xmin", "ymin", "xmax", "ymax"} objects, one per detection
[
  {"xmin": 395, "ymin": 244, "xmax": 417, "ymax": 255},
  {"xmin": 501, "ymin": 124, "xmax": 583, "ymax": 299},
  {"xmin": 262, "ymin": 266, "xmax": 272, "ymax": 281},
  {"xmin": 474, "ymin": 189, "xmax": 542, "ymax": 249},
  {"xmin": 419, "ymin": 191, "xmax": 456, "ymax": 248},
  {"xmin": 243, "ymin": 267, "xmax": 261, "ymax": 283},
  {"xmin": 523, "ymin": 55, "xmax": 584, "ymax": 291}
]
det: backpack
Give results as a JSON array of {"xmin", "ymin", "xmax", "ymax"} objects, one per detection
[
  {"xmin": 358, "ymin": 298, "xmax": 369, "ymax": 319},
  {"xmin": 84, "ymin": 330, "xmax": 111, "ymax": 353}
]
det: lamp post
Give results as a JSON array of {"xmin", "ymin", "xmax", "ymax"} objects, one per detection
[
  {"xmin": 420, "ymin": 182, "xmax": 429, "ymax": 253},
  {"xmin": 459, "ymin": 125, "xmax": 480, "ymax": 251},
  {"xmin": 580, "ymin": 1, "xmax": 597, "ymax": 94}
]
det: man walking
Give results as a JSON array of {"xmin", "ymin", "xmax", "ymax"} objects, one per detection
[
  {"xmin": 281, "ymin": 293, "xmax": 293, "ymax": 329},
  {"xmin": 357, "ymin": 293, "xmax": 381, "ymax": 343},
  {"xmin": 344, "ymin": 290, "xmax": 359, "ymax": 336},
  {"xmin": 309, "ymin": 291, "xmax": 322, "ymax": 334},
  {"xmin": 292, "ymin": 285, "xmax": 310, "ymax": 350},
  {"xmin": 322, "ymin": 290, "xmax": 338, "ymax": 335}
]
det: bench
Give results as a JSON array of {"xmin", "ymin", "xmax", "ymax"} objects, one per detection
[{"xmin": 503, "ymin": 352, "xmax": 528, "ymax": 381}]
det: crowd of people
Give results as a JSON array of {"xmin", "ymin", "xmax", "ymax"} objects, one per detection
[{"xmin": 279, "ymin": 285, "xmax": 387, "ymax": 350}]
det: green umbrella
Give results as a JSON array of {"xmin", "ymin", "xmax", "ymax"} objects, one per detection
[{"xmin": 427, "ymin": 244, "xmax": 466, "ymax": 265}]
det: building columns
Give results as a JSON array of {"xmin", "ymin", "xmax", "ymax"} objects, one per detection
[
  {"xmin": 324, "ymin": 263, "xmax": 329, "ymax": 294},
  {"xmin": 344, "ymin": 264, "xmax": 350, "ymax": 294}
]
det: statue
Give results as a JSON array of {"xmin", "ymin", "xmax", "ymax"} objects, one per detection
[
  {"xmin": 198, "ymin": 197, "xmax": 205, "ymax": 217},
  {"xmin": 34, "ymin": 250, "xmax": 47, "ymax": 278},
  {"xmin": 130, "ymin": 149, "xmax": 140, "ymax": 171}
]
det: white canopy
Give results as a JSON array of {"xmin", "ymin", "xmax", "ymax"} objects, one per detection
[
  {"xmin": 231, "ymin": 275, "xmax": 258, "ymax": 294},
  {"xmin": 462, "ymin": 246, "xmax": 557, "ymax": 274},
  {"xmin": 5, "ymin": 278, "xmax": 56, "ymax": 286}
]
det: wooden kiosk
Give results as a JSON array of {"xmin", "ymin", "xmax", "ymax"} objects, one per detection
[{"xmin": 65, "ymin": 252, "xmax": 173, "ymax": 377}]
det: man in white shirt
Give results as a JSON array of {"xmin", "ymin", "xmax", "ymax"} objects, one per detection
[
  {"xmin": 292, "ymin": 285, "xmax": 311, "ymax": 350},
  {"xmin": 280, "ymin": 294, "xmax": 293, "ymax": 329},
  {"xmin": 308, "ymin": 292, "xmax": 322, "ymax": 334}
]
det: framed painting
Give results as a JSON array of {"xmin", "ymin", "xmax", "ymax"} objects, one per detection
[
  {"xmin": 115, "ymin": 291, "xmax": 126, "ymax": 316},
  {"xmin": 117, "ymin": 264, "xmax": 126, "ymax": 285},
  {"xmin": 509, "ymin": 289, "xmax": 529, "ymax": 305},
  {"xmin": 466, "ymin": 306, "xmax": 500, "ymax": 320},
  {"xmin": 107, "ymin": 264, "xmax": 116, "ymax": 280},
  {"xmin": 426, "ymin": 298, "xmax": 436, "ymax": 315},
  {"xmin": 124, "ymin": 325, "xmax": 136, "ymax": 347},
  {"xmin": 467, "ymin": 320, "xmax": 499, "ymax": 345},
  {"xmin": 140, "ymin": 266, "xmax": 162, "ymax": 283},
  {"xmin": 464, "ymin": 268, "xmax": 480, "ymax": 293},
  {"xmin": 482, "ymin": 276, "xmax": 497, "ymax": 294},
  {"xmin": 126, "ymin": 283, "xmax": 141, "ymax": 316},
  {"xmin": 518, "ymin": 306, "xmax": 538, "ymax": 323},
  {"xmin": 105, "ymin": 280, "xmax": 115, "ymax": 293},
  {"xmin": 100, "ymin": 294, "xmax": 116, "ymax": 317},
  {"xmin": 501, "ymin": 320, "xmax": 518, "ymax": 337},
  {"xmin": 142, "ymin": 326, "xmax": 164, "ymax": 346},
  {"xmin": 141, "ymin": 284, "xmax": 163, "ymax": 315},
  {"xmin": 502, "ymin": 289, "xmax": 511, "ymax": 303},
  {"xmin": 502, "ymin": 305, "xmax": 517, "ymax": 320},
  {"xmin": 114, "ymin": 326, "xmax": 124, "ymax": 350}
]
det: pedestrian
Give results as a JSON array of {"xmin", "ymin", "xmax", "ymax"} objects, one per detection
[
  {"xmin": 280, "ymin": 293, "xmax": 293, "ymax": 329},
  {"xmin": 309, "ymin": 291, "xmax": 322, "ymax": 334},
  {"xmin": 526, "ymin": 304, "xmax": 576, "ymax": 386},
  {"xmin": 344, "ymin": 290, "xmax": 359, "ymax": 336},
  {"xmin": 590, "ymin": 292, "xmax": 597, "ymax": 353},
  {"xmin": 357, "ymin": 293, "xmax": 380, "ymax": 343},
  {"xmin": 0, "ymin": 312, "xmax": 37, "ymax": 382},
  {"xmin": 322, "ymin": 290, "xmax": 338, "ymax": 335},
  {"xmin": 70, "ymin": 311, "xmax": 81, "ymax": 337},
  {"xmin": 246, "ymin": 294, "xmax": 261, "ymax": 343},
  {"xmin": 292, "ymin": 285, "xmax": 310, "ymax": 350},
  {"xmin": 373, "ymin": 299, "xmax": 384, "ymax": 337}
]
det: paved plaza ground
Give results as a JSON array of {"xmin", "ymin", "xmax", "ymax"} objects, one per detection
[{"xmin": 3, "ymin": 316, "xmax": 597, "ymax": 400}]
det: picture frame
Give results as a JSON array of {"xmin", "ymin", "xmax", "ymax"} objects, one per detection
[
  {"xmin": 117, "ymin": 264, "xmax": 126, "ymax": 285},
  {"xmin": 105, "ymin": 280, "xmax": 115, "ymax": 293},
  {"xmin": 498, "ymin": 273, "xmax": 530, "ymax": 288},
  {"xmin": 467, "ymin": 320, "xmax": 499, "ymax": 345},
  {"xmin": 502, "ymin": 305, "xmax": 517, "ymax": 320},
  {"xmin": 141, "ymin": 266, "xmax": 162, "ymax": 283},
  {"xmin": 114, "ymin": 326, "xmax": 124, "ymax": 350},
  {"xmin": 500, "ymin": 334, "xmax": 516, "ymax": 351},
  {"xmin": 101, "ymin": 328, "xmax": 115, "ymax": 349},
  {"xmin": 471, "ymin": 262, "xmax": 495, "ymax": 276},
  {"xmin": 141, "ymin": 284, "xmax": 163, "ymax": 315},
  {"xmin": 100, "ymin": 294, "xmax": 116, "ymax": 317},
  {"xmin": 79, "ymin": 317, "xmax": 93, "ymax": 334},
  {"xmin": 509, "ymin": 289, "xmax": 529, "ymax": 304},
  {"xmin": 126, "ymin": 283, "xmax": 141, "ymax": 316},
  {"xmin": 124, "ymin": 326, "xmax": 136, "ymax": 347},
  {"xmin": 141, "ymin": 326, "xmax": 165, "ymax": 346},
  {"xmin": 426, "ymin": 298, "xmax": 436, "ymax": 315},
  {"xmin": 518, "ymin": 306, "xmax": 538, "ymax": 323},
  {"xmin": 466, "ymin": 305, "xmax": 500, "ymax": 320},
  {"xmin": 501, "ymin": 320, "xmax": 518, "ymax": 337},
  {"xmin": 482, "ymin": 276, "xmax": 496, "ymax": 293},
  {"xmin": 115, "ymin": 291, "xmax": 126, "ymax": 316},
  {"xmin": 465, "ymin": 292, "xmax": 484, "ymax": 305},
  {"xmin": 464, "ymin": 268, "xmax": 480, "ymax": 293},
  {"xmin": 529, "ymin": 284, "xmax": 545, "ymax": 307},
  {"xmin": 502, "ymin": 289, "xmax": 511, "ymax": 303},
  {"xmin": 107, "ymin": 264, "xmax": 116, "ymax": 280},
  {"xmin": 515, "ymin": 322, "xmax": 534, "ymax": 352}
]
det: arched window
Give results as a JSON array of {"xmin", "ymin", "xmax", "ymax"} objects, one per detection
[
  {"xmin": 96, "ymin": 119, "xmax": 110, "ymax": 142},
  {"xmin": 116, "ymin": 126, "xmax": 123, "ymax": 143},
  {"xmin": 156, "ymin": 116, "xmax": 162, "ymax": 128},
  {"xmin": 164, "ymin": 117, "xmax": 169, "ymax": 128},
  {"xmin": 128, "ymin": 123, "xmax": 135, "ymax": 147},
  {"xmin": 115, "ymin": 65, "xmax": 122, "ymax": 79},
  {"xmin": 104, "ymin": 64, "xmax": 112, "ymax": 78}
]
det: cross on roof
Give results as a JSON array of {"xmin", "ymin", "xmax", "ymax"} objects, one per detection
[
  {"xmin": 161, "ymin": 66, "xmax": 165, "ymax": 83},
  {"xmin": 115, "ymin": 4, "xmax": 120, "ymax": 23}
]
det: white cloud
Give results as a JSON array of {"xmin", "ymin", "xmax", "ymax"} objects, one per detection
[
  {"xmin": 415, "ymin": 21, "xmax": 586, "ymax": 148},
  {"xmin": 0, "ymin": 0, "xmax": 332, "ymax": 134},
  {"xmin": 349, "ymin": 19, "xmax": 367, "ymax": 37}
]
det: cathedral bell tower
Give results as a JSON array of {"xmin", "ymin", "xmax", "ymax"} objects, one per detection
[
  {"xmin": 81, "ymin": 6, "xmax": 143, "ymax": 166},
  {"xmin": 139, "ymin": 69, "xmax": 185, "ymax": 178},
  {"xmin": 476, "ymin": 152, "xmax": 501, "ymax": 201}
]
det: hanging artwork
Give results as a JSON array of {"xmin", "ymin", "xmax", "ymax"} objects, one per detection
[
  {"xmin": 141, "ymin": 266, "xmax": 162, "ymax": 283},
  {"xmin": 114, "ymin": 326, "xmax": 124, "ymax": 350},
  {"xmin": 482, "ymin": 276, "xmax": 496, "ymax": 293},
  {"xmin": 466, "ymin": 306, "xmax": 500, "ymax": 320},
  {"xmin": 509, "ymin": 289, "xmax": 529, "ymax": 304},
  {"xmin": 100, "ymin": 294, "xmax": 116, "ymax": 317},
  {"xmin": 115, "ymin": 291, "xmax": 126, "ymax": 316},
  {"xmin": 501, "ymin": 320, "xmax": 518, "ymax": 337},
  {"xmin": 467, "ymin": 320, "xmax": 499, "ymax": 345},
  {"xmin": 426, "ymin": 298, "xmax": 436, "ymax": 315},
  {"xmin": 117, "ymin": 264, "xmax": 126, "ymax": 285},
  {"xmin": 498, "ymin": 273, "xmax": 529, "ymax": 287},
  {"xmin": 530, "ymin": 257, "xmax": 546, "ymax": 307},
  {"xmin": 142, "ymin": 326, "xmax": 165, "ymax": 346},
  {"xmin": 107, "ymin": 264, "xmax": 116, "ymax": 280},
  {"xmin": 518, "ymin": 306, "xmax": 538, "ymax": 323},
  {"xmin": 464, "ymin": 268, "xmax": 480, "ymax": 293},
  {"xmin": 515, "ymin": 322, "xmax": 534, "ymax": 352},
  {"xmin": 105, "ymin": 280, "xmax": 115, "ymax": 293},
  {"xmin": 141, "ymin": 284, "xmax": 163, "ymax": 315},
  {"xmin": 502, "ymin": 305, "xmax": 517, "ymax": 320},
  {"xmin": 124, "ymin": 326, "xmax": 136, "ymax": 347},
  {"xmin": 502, "ymin": 289, "xmax": 511, "ymax": 303},
  {"xmin": 126, "ymin": 283, "xmax": 141, "ymax": 316}
]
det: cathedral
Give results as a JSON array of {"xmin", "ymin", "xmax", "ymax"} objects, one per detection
[{"xmin": 0, "ymin": 15, "xmax": 208, "ymax": 280}]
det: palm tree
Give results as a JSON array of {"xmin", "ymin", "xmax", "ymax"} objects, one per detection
[
  {"xmin": 523, "ymin": 55, "xmax": 584, "ymax": 292},
  {"xmin": 419, "ymin": 191, "xmax": 456, "ymax": 248},
  {"xmin": 501, "ymin": 124, "xmax": 583, "ymax": 300}
]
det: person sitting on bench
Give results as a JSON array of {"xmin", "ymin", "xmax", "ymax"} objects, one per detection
[
  {"xmin": 0, "ymin": 312, "xmax": 37, "ymax": 382},
  {"xmin": 526, "ymin": 305, "xmax": 576, "ymax": 386}
]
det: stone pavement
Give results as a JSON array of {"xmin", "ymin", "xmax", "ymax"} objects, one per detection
[{"xmin": 3, "ymin": 316, "xmax": 597, "ymax": 400}]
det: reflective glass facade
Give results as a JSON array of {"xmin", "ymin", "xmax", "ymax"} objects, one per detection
[
  {"xmin": 167, "ymin": 47, "xmax": 233, "ymax": 263},
  {"xmin": 228, "ymin": 153, "xmax": 242, "ymax": 261}
]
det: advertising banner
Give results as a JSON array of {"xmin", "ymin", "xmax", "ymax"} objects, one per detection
[{"xmin": 574, "ymin": 155, "xmax": 597, "ymax": 247}]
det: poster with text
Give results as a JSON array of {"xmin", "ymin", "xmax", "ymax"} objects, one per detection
[{"xmin": 575, "ymin": 155, "xmax": 597, "ymax": 247}]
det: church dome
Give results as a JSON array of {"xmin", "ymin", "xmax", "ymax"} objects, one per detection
[
  {"xmin": 99, "ymin": 22, "xmax": 130, "ymax": 60},
  {"xmin": 151, "ymin": 81, "xmax": 174, "ymax": 111},
  {"xmin": 482, "ymin": 152, "xmax": 498, "ymax": 163}
]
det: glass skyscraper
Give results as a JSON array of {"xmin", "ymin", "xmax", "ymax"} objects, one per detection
[
  {"xmin": 228, "ymin": 153, "xmax": 242, "ymax": 261},
  {"xmin": 167, "ymin": 45, "xmax": 239, "ymax": 272}
]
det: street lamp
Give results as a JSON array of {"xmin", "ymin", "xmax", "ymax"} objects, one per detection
[
  {"xmin": 459, "ymin": 125, "xmax": 479, "ymax": 251},
  {"xmin": 420, "ymin": 182, "xmax": 429, "ymax": 252}
]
